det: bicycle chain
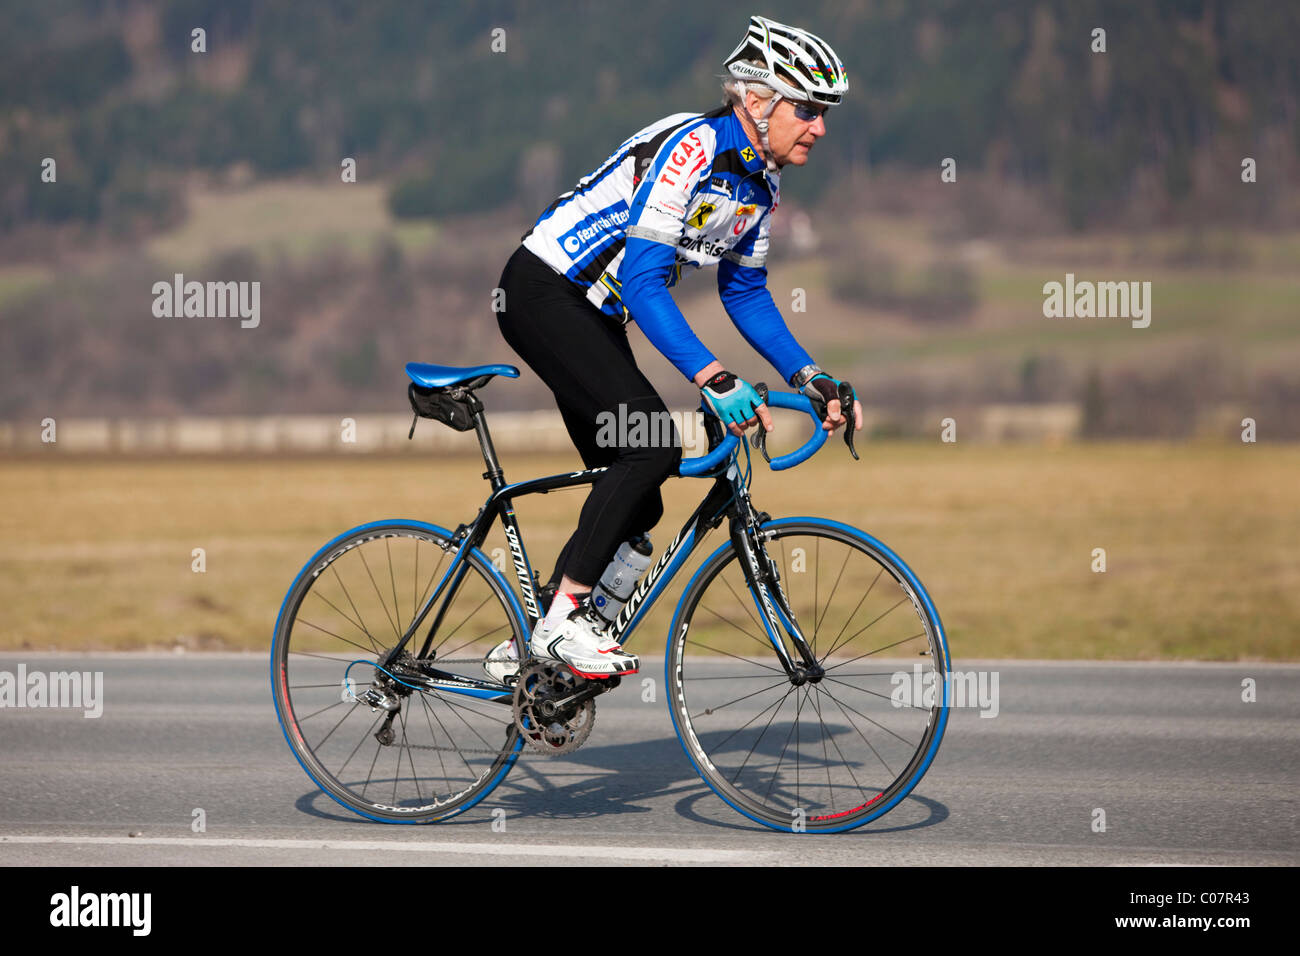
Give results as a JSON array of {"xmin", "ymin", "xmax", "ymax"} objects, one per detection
[{"xmin": 371, "ymin": 658, "xmax": 592, "ymax": 758}]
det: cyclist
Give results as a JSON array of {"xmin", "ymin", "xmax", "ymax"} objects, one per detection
[{"xmin": 489, "ymin": 15, "xmax": 863, "ymax": 683}]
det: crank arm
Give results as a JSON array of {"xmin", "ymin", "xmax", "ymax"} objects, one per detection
[{"xmin": 550, "ymin": 674, "xmax": 620, "ymax": 710}]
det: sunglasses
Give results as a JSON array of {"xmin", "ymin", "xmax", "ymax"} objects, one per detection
[{"xmin": 791, "ymin": 101, "xmax": 828, "ymax": 122}]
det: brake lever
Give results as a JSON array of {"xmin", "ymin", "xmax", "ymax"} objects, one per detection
[
  {"xmin": 838, "ymin": 381, "xmax": 860, "ymax": 460},
  {"xmin": 750, "ymin": 382, "xmax": 772, "ymax": 464}
]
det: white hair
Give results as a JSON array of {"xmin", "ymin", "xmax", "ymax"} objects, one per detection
[{"xmin": 721, "ymin": 74, "xmax": 775, "ymax": 108}]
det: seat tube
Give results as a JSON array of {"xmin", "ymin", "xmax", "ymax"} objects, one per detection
[{"xmin": 498, "ymin": 501, "xmax": 541, "ymax": 624}]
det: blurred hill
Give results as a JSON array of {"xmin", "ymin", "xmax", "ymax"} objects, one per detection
[
  {"xmin": 4, "ymin": 1, "xmax": 1299, "ymax": 232},
  {"xmin": 1, "ymin": 1, "xmax": 1298, "ymax": 434}
]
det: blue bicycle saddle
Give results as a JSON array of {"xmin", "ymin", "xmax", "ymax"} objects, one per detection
[{"xmin": 405, "ymin": 362, "xmax": 520, "ymax": 388}]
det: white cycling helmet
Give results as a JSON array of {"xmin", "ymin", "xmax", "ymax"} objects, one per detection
[
  {"xmin": 724, "ymin": 15, "xmax": 848, "ymax": 106},
  {"xmin": 724, "ymin": 16, "xmax": 847, "ymax": 170}
]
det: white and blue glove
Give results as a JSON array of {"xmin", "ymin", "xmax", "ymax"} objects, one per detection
[{"xmin": 700, "ymin": 370, "xmax": 764, "ymax": 428}]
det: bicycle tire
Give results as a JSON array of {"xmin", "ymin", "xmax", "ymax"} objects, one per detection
[
  {"xmin": 666, "ymin": 517, "xmax": 950, "ymax": 833},
  {"xmin": 271, "ymin": 519, "xmax": 526, "ymax": 823}
]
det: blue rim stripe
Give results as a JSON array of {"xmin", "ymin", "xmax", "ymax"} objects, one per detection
[
  {"xmin": 665, "ymin": 516, "xmax": 951, "ymax": 833},
  {"xmin": 270, "ymin": 519, "xmax": 527, "ymax": 824}
]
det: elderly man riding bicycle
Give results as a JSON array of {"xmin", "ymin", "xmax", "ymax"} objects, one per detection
[{"xmin": 491, "ymin": 15, "xmax": 864, "ymax": 683}]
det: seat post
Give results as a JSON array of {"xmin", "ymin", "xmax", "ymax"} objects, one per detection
[{"xmin": 465, "ymin": 392, "xmax": 506, "ymax": 491}]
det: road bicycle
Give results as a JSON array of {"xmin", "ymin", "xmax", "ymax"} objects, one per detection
[{"xmin": 271, "ymin": 362, "xmax": 950, "ymax": 833}]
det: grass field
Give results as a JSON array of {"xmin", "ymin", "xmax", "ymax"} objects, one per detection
[
  {"xmin": 144, "ymin": 181, "xmax": 439, "ymax": 269},
  {"xmin": 2, "ymin": 443, "xmax": 1296, "ymax": 659}
]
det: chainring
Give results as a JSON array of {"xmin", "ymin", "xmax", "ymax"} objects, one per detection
[{"xmin": 512, "ymin": 660, "xmax": 595, "ymax": 756}]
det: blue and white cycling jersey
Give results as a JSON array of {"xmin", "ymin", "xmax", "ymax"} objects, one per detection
[{"xmin": 522, "ymin": 104, "xmax": 814, "ymax": 383}]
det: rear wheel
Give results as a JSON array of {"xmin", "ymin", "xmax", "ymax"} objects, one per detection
[
  {"xmin": 271, "ymin": 520, "xmax": 524, "ymax": 823},
  {"xmin": 667, "ymin": 519, "xmax": 950, "ymax": 832}
]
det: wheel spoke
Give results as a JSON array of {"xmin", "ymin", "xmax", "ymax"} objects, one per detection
[
  {"xmin": 274, "ymin": 525, "xmax": 520, "ymax": 822},
  {"xmin": 336, "ymin": 711, "xmax": 385, "ymax": 777},
  {"xmin": 430, "ymin": 589, "xmax": 494, "ymax": 654},
  {"xmin": 419, "ymin": 693, "xmax": 479, "ymax": 776},
  {"xmin": 397, "ymin": 706, "xmax": 423, "ymax": 806},
  {"xmin": 729, "ymin": 684, "xmax": 797, "ymax": 786},
  {"xmin": 820, "ymin": 566, "xmax": 884, "ymax": 661},
  {"xmin": 309, "ymin": 589, "xmax": 377, "ymax": 651},
  {"xmin": 811, "ymin": 688, "xmax": 874, "ymax": 809},
  {"xmin": 811, "ymin": 537, "xmax": 819, "ymax": 656},
  {"xmin": 815, "ymin": 544, "xmax": 851, "ymax": 641},
  {"xmin": 415, "ymin": 549, "xmax": 447, "ymax": 619},
  {"xmin": 670, "ymin": 523, "xmax": 947, "ymax": 832},
  {"xmin": 419, "ymin": 693, "xmax": 453, "ymax": 794},
  {"xmin": 719, "ymin": 570, "xmax": 766, "ymax": 641},
  {"xmin": 357, "ymin": 546, "xmax": 401, "ymax": 640},
  {"xmin": 294, "ymin": 617, "xmax": 380, "ymax": 657},
  {"xmin": 386, "ymin": 539, "xmax": 402, "ymax": 630},
  {"xmin": 332, "ymin": 565, "xmax": 381, "ymax": 654},
  {"xmin": 316, "ymin": 700, "xmax": 362, "ymax": 749},
  {"xmin": 813, "ymin": 683, "xmax": 897, "ymax": 780},
  {"xmin": 688, "ymin": 677, "xmax": 791, "ymax": 719},
  {"xmin": 436, "ymin": 621, "xmax": 513, "ymax": 661},
  {"xmin": 287, "ymin": 649, "xmax": 363, "ymax": 664},
  {"xmin": 699, "ymin": 595, "xmax": 775, "ymax": 653},
  {"xmin": 678, "ymin": 673, "xmax": 792, "ymax": 681},
  {"xmin": 823, "ymin": 630, "xmax": 927, "ymax": 672},
  {"xmin": 762, "ymin": 688, "xmax": 804, "ymax": 808},
  {"xmin": 814, "ymin": 680, "xmax": 917, "ymax": 750},
  {"xmin": 820, "ymin": 672, "xmax": 909, "ymax": 707},
  {"xmin": 684, "ymin": 636, "xmax": 784, "ymax": 674}
]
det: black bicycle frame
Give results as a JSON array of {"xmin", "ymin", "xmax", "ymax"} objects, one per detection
[{"xmin": 379, "ymin": 391, "xmax": 819, "ymax": 691}]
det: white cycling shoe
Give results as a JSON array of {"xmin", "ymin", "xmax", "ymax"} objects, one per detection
[
  {"xmin": 482, "ymin": 638, "xmax": 521, "ymax": 685},
  {"xmin": 530, "ymin": 600, "xmax": 639, "ymax": 679}
]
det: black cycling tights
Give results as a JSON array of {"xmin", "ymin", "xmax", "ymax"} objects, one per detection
[{"xmin": 496, "ymin": 245, "xmax": 683, "ymax": 588}]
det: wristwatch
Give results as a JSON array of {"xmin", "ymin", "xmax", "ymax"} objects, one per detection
[{"xmin": 789, "ymin": 364, "xmax": 823, "ymax": 389}]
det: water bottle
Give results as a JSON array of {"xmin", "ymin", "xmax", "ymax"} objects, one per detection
[{"xmin": 590, "ymin": 535, "xmax": 653, "ymax": 624}]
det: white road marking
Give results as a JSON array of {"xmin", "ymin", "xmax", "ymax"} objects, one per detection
[{"xmin": 0, "ymin": 834, "xmax": 759, "ymax": 863}]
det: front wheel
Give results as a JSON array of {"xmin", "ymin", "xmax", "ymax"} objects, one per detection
[
  {"xmin": 271, "ymin": 520, "xmax": 526, "ymax": 823},
  {"xmin": 667, "ymin": 518, "xmax": 950, "ymax": 833}
]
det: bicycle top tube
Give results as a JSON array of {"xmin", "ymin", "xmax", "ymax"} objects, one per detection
[{"xmin": 678, "ymin": 390, "xmax": 828, "ymax": 477}]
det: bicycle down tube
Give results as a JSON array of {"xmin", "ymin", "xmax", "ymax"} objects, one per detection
[
  {"xmin": 385, "ymin": 460, "xmax": 819, "ymax": 702},
  {"xmin": 380, "ymin": 466, "xmax": 726, "ymax": 699}
]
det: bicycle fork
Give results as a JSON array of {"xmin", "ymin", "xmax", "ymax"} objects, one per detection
[{"xmin": 728, "ymin": 514, "xmax": 825, "ymax": 686}]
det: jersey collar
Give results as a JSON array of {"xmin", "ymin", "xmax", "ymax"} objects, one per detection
[{"xmin": 727, "ymin": 108, "xmax": 767, "ymax": 173}]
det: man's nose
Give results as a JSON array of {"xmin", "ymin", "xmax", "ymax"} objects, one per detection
[{"xmin": 809, "ymin": 113, "xmax": 827, "ymax": 136}]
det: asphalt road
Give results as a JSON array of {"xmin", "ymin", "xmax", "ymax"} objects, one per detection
[{"xmin": 0, "ymin": 653, "xmax": 1296, "ymax": 866}]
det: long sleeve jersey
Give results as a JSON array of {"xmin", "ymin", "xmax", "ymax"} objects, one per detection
[{"xmin": 521, "ymin": 104, "xmax": 814, "ymax": 383}]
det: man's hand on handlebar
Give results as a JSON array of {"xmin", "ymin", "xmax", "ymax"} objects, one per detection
[
  {"xmin": 801, "ymin": 373, "xmax": 864, "ymax": 435},
  {"xmin": 696, "ymin": 365, "xmax": 773, "ymax": 438}
]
